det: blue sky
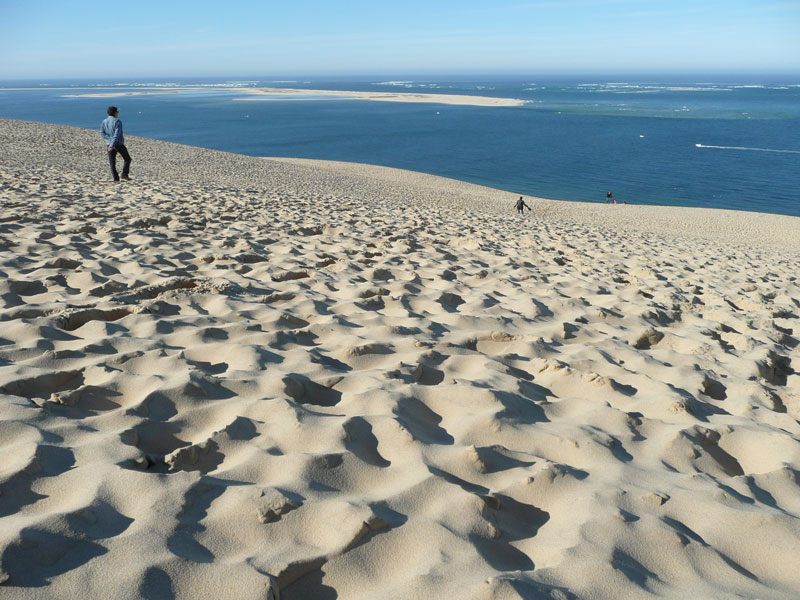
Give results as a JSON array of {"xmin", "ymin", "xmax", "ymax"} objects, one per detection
[{"xmin": 1, "ymin": 0, "xmax": 798, "ymax": 78}]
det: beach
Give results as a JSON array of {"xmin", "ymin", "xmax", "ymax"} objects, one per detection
[{"xmin": 1, "ymin": 118, "xmax": 799, "ymax": 598}]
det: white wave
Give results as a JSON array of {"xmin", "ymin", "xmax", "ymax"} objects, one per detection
[
  {"xmin": 696, "ymin": 143, "xmax": 800, "ymax": 154},
  {"xmin": 89, "ymin": 82, "xmax": 180, "ymax": 87},
  {"xmin": 592, "ymin": 84, "xmax": 731, "ymax": 93},
  {"xmin": 86, "ymin": 82, "xmax": 260, "ymax": 88},
  {"xmin": 663, "ymin": 86, "xmax": 731, "ymax": 92},
  {"xmin": 188, "ymin": 82, "xmax": 258, "ymax": 88},
  {"xmin": 372, "ymin": 81, "xmax": 414, "ymax": 86}
]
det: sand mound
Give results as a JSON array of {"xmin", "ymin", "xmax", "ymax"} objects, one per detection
[{"xmin": 1, "ymin": 119, "xmax": 800, "ymax": 599}]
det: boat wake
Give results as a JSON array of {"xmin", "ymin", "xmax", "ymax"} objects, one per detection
[{"xmin": 695, "ymin": 143, "xmax": 800, "ymax": 154}]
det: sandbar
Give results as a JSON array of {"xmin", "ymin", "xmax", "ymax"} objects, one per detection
[{"xmin": 58, "ymin": 86, "xmax": 525, "ymax": 106}]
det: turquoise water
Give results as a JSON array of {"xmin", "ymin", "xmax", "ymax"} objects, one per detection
[{"xmin": 1, "ymin": 77, "xmax": 798, "ymax": 216}]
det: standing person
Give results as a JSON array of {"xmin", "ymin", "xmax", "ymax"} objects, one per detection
[
  {"xmin": 515, "ymin": 196, "xmax": 531, "ymax": 215},
  {"xmin": 606, "ymin": 191, "xmax": 616, "ymax": 204},
  {"xmin": 101, "ymin": 106, "xmax": 132, "ymax": 181}
]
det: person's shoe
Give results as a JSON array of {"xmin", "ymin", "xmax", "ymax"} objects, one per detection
[{"xmin": 121, "ymin": 175, "xmax": 131, "ymax": 180}]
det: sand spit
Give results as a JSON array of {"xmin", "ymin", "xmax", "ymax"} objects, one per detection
[
  {"xmin": 232, "ymin": 87, "xmax": 526, "ymax": 106},
  {"xmin": 59, "ymin": 87, "xmax": 526, "ymax": 107},
  {"xmin": 1, "ymin": 119, "xmax": 800, "ymax": 599}
]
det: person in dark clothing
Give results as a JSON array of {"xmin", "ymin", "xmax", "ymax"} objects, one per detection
[
  {"xmin": 100, "ymin": 106, "xmax": 132, "ymax": 181},
  {"xmin": 515, "ymin": 196, "xmax": 531, "ymax": 214},
  {"xmin": 606, "ymin": 191, "xmax": 616, "ymax": 204}
]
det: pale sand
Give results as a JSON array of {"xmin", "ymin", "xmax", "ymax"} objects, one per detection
[
  {"xmin": 232, "ymin": 88, "xmax": 526, "ymax": 106},
  {"xmin": 60, "ymin": 87, "xmax": 526, "ymax": 106},
  {"xmin": 1, "ymin": 118, "xmax": 800, "ymax": 599}
]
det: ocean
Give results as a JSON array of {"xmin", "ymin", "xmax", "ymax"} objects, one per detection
[{"xmin": 1, "ymin": 77, "xmax": 798, "ymax": 216}]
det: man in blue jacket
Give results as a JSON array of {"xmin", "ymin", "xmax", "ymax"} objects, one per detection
[{"xmin": 100, "ymin": 106, "xmax": 132, "ymax": 181}]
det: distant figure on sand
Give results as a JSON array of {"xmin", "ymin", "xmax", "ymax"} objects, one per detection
[
  {"xmin": 515, "ymin": 196, "xmax": 531, "ymax": 214},
  {"xmin": 101, "ymin": 106, "xmax": 132, "ymax": 182},
  {"xmin": 606, "ymin": 191, "xmax": 616, "ymax": 205}
]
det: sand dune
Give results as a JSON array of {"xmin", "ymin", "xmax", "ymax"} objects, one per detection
[{"xmin": 1, "ymin": 119, "xmax": 799, "ymax": 599}]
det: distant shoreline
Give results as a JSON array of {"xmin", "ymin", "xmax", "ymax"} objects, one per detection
[{"xmin": 53, "ymin": 86, "xmax": 525, "ymax": 107}]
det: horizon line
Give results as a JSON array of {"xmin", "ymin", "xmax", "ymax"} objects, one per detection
[{"xmin": 3, "ymin": 71, "xmax": 800, "ymax": 81}]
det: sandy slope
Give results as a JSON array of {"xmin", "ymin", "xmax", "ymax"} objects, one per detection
[{"xmin": 1, "ymin": 119, "xmax": 799, "ymax": 599}]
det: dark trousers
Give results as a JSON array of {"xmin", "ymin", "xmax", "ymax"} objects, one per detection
[{"xmin": 108, "ymin": 144, "xmax": 132, "ymax": 180}]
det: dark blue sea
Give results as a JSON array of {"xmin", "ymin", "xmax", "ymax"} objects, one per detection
[{"xmin": 1, "ymin": 76, "xmax": 798, "ymax": 216}]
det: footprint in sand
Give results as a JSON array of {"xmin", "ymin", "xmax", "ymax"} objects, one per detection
[
  {"xmin": 342, "ymin": 416, "xmax": 391, "ymax": 467},
  {"xmin": 283, "ymin": 374, "xmax": 343, "ymax": 407}
]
